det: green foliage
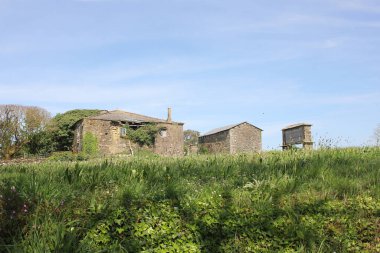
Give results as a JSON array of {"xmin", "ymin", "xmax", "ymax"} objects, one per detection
[
  {"xmin": 123, "ymin": 124, "xmax": 161, "ymax": 147},
  {"xmin": 198, "ymin": 145, "xmax": 209, "ymax": 154},
  {"xmin": 48, "ymin": 151, "xmax": 91, "ymax": 161},
  {"xmin": 48, "ymin": 151, "xmax": 78, "ymax": 161},
  {"xmin": 82, "ymin": 132, "xmax": 99, "ymax": 156},
  {"xmin": 50, "ymin": 109, "xmax": 101, "ymax": 151},
  {"xmin": 15, "ymin": 217, "xmax": 78, "ymax": 253},
  {"xmin": 1, "ymin": 147, "xmax": 380, "ymax": 252},
  {"xmin": 81, "ymin": 202, "xmax": 200, "ymax": 252},
  {"xmin": 25, "ymin": 130, "xmax": 55, "ymax": 155},
  {"xmin": 0, "ymin": 104, "xmax": 51, "ymax": 159},
  {"xmin": 184, "ymin": 129, "xmax": 200, "ymax": 155},
  {"xmin": 184, "ymin": 129, "xmax": 200, "ymax": 146}
]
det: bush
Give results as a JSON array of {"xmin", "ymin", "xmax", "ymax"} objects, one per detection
[
  {"xmin": 123, "ymin": 124, "xmax": 162, "ymax": 147},
  {"xmin": 48, "ymin": 151, "xmax": 77, "ymax": 161},
  {"xmin": 49, "ymin": 109, "xmax": 102, "ymax": 151}
]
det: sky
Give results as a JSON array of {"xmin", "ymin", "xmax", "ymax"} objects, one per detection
[{"xmin": 0, "ymin": 0, "xmax": 379, "ymax": 149}]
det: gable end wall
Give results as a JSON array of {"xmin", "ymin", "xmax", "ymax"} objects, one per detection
[
  {"xmin": 229, "ymin": 123, "xmax": 262, "ymax": 154},
  {"xmin": 154, "ymin": 123, "xmax": 184, "ymax": 156}
]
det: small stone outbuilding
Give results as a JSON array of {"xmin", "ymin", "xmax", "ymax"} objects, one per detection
[
  {"xmin": 198, "ymin": 122, "xmax": 262, "ymax": 154},
  {"xmin": 73, "ymin": 108, "xmax": 184, "ymax": 156},
  {"xmin": 282, "ymin": 123, "xmax": 313, "ymax": 150}
]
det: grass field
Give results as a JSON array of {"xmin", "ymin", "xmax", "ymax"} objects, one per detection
[{"xmin": 1, "ymin": 148, "xmax": 379, "ymax": 252}]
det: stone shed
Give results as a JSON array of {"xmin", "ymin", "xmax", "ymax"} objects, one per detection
[
  {"xmin": 73, "ymin": 108, "xmax": 184, "ymax": 156},
  {"xmin": 198, "ymin": 122, "xmax": 262, "ymax": 154},
  {"xmin": 282, "ymin": 123, "xmax": 313, "ymax": 150}
]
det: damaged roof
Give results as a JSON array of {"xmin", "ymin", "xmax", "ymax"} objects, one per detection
[{"xmin": 87, "ymin": 110, "xmax": 182, "ymax": 124}]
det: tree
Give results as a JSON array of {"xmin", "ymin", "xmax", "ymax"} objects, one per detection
[
  {"xmin": 49, "ymin": 109, "xmax": 102, "ymax": 151},
  {"xmin": 25, "ymin": 130, "xmax": 54, "ymax": 155},
  {"xmin": 374, "ymin": 124, "xmax": 380, "ymax": 146},
  {"xmin": 0, "ymin": 105, "xmax": 51, "ymax": 160},
  {"xmin": 184, "ymin": 129, "xmax": 200, "ymax": 146}
]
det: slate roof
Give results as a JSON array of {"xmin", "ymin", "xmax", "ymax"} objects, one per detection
[
  {"xmin": 87, "ymin": 110, "xmax": 182, "ymax": 124},
  {"xmin": 282, "ymin": 123, "xmax": 312, "ymax": 131},
  {"xmin": 200, "ymin": 122, "xmax": 262, "ymax": 137}
]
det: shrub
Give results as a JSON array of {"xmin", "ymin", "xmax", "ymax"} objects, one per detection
[
  {"xmin": 48, "ymin": 151, "xmax": 77, "ymax": 161},
  {"xmin": 123, "ymin": 124, "xmax": 162, "ymax": 147}
]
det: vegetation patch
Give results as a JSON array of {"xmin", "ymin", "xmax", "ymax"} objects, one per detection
[
  {"xmin": 123, "ymin": 124, "xmax": 163, "ymax": 147},
  {"xmin": 82, "ymin": 132, "xmax": 99, "ymax": 156},
  {"xmin": 0, "ymin": 148, "xmax": 379, "ymax": 252}
]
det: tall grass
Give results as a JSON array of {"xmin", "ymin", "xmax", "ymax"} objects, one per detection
[{"xmin": 0, "ymin": 147, "xmax": 379, "ymax": 252}]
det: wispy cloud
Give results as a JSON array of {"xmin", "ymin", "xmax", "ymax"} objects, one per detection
[
  {"xmin": 0, "ymin": 83, "xmax": 181, "ymax": 104},
  {"xmin": 332, "ymin": 0, "xmax": 380, "ymax": 13},
  {"xmin": 222, "ymin": 13, "xmax": 380, "ymax": 35},
  {"xmin": 0, "ymin": 0, "xmax": 379, "ymax": 149}
]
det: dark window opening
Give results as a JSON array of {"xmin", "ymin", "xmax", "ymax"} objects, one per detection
[{"xmin": 120, "ymin": 128, "xmax": 127, "ymax": 136}]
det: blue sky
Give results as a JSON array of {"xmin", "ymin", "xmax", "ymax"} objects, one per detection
[{"xmin": 0, "ymin": 0, "xmax": 379, "ymax": 149}]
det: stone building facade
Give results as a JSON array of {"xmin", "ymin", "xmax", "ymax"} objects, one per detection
[
  {"xmin": 73, "ymin": 109, "xmax": 184, "ymax": 156},
  {"xmin": 198, "ymin": 122, "xmax": 262, "ymax": 154},
  {"xmin": 281, "ymin": 123, "xmax": 313, "ymax": 150}
]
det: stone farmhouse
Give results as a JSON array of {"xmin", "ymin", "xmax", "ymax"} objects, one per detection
[
  {"xmin": 73, "ymin": 108, "xmax": 184, "ymax": 156},
  {"xmin": 198, "ymin": 122, "xmax": 262, "ymax": 154}
]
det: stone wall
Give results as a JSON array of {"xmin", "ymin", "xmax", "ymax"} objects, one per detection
[
  {"xmin": 283, "ymin": 127, "xmax": 303, "ymax": 145},
  {"xmin": 230, "ymin": 123, "xmax": 262, "ymax": 154},
  {"xmin": 73, "ymin": 119, "xmax": 184, "ymax": 156},
  {"xmin": 198, "ymin": 123, "xmax": 262, "ymax": 154},
  {"xmin": 198, "ymin": 131, "xmax": 230, "ymax": 153},
  {"xmin": 154, "ymin": 123, "xmax": 184, "ymax": 156},
  {"xmin": 186, "ymin": 144, "xmax": 198, "ymax": 155},
  {"xmin": 73, "ymin": 120, "xmax": 83, "ymax": 153},
  {"xmin": 83, "ymin": 119, "xmax": 129, "ymax": 154},
  {"xmin": 303, "ymin": 125, "xmax": 313, "ymax": 150}
]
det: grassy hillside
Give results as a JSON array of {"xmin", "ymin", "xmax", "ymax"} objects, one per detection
[{"xmin": 1, "ymin": 148, "xmax": 379, "ymax": 252}]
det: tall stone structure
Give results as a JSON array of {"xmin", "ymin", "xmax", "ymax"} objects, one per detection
[
  {"xmin": 73, "ymin": 108, "xmax": 184, "ymax": 156},
  {"xmin": 281, "ymin": 123, "xmax": 313, "ymax": 150},
  {"xmin": 198, "ymin": 122, "xmax": 262, "ymax": 154}
]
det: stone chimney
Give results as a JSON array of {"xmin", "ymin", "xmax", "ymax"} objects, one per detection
[{"xmin": 167, "ymin": 107, "xmax": 172, "ymax": 123}]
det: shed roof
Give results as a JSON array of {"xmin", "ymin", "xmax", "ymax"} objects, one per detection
[
  {"xmin": 87, "ymin": 110, "xmax": 182, "ymax": 124},
  {"xmin": 282, "ymin": 123, "xmax": 312, "ymax": 131},
  {"xmin": 200, "ymin": 122, "xmax": 262, "ymax": 137}
]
